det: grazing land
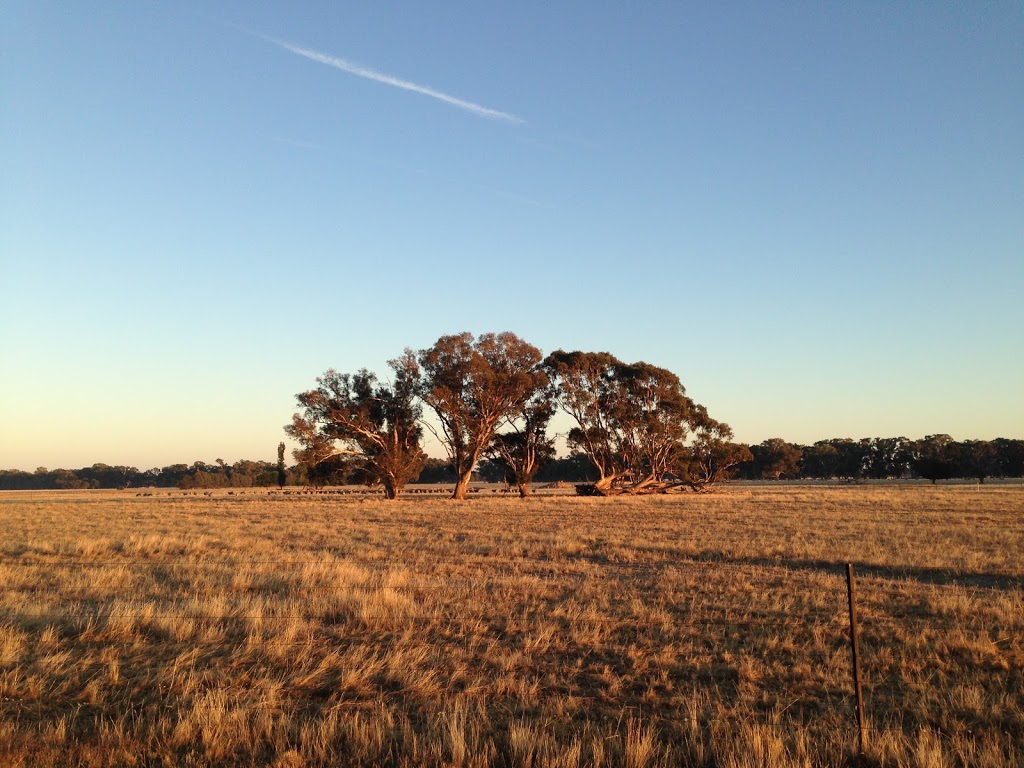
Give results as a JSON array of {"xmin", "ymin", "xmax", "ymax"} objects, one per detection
[{"xmin": 1, "ymin": 485, "xmax": 1021, "ymax": 767}]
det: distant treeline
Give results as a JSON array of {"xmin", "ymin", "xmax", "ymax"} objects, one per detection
[
  {"xmin": 0, "ymin": 460, "xmax": 294, "ymax": 491},
  {"xmin": 2, "ymin": 435, "xmax": 1021, "ymax": 491},
  {"xmin": 732, "ymin": 435, "xmax": 1023, "ymax": 484},
  {"xmin": 0, "ymin": 455, "xmax": 600, "ymax": 491},
  {"xmin": 0, "ymin": 455, "xmax": 597, "ymax": 491}
]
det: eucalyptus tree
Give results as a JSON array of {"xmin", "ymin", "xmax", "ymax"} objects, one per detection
[
  {"xmin": 485, "ymin": 381, "xmax": 557, "ymax": 497},
  {"xmin": 957, "ymin": 439, "xmax": 997, "ymax": 484},
  {"xmin": 398, "ymin": 332, "xmax": 547, "ymax": 500},
  {"xmin": 801, "ymin": 441, "xmax": 841, "ymax": 479},
  {"xmin": 678, "ymin": 426, "xmax": 753, "ymax": 490},
  {"xmin": 750, "ymin": 438, "xmax": 804, "ymax": 480},
  {"xmin": 542, "ymin": 350, "xmax": 624, "ymax": 486},
  {"xmin": 544, "ymin": 350, "xmax": 723, "ymax": 494},
  {"xmin": 910, "ymin": 433, "xmax": 958, "ymax": 484},
  {"xmin": 864, "ymin": 437, "xmax": 913, "ymax": 480},
  {"xmin": 993, "ymin": 438, "xmax": 1024, "ymax": 478},
  {"xmin": 286, "ymin": 363, "xmax": 427, "ymax": 499}
]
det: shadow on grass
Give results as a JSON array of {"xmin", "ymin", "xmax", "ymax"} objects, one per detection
[
  {"xmin": 567, "ymin": 551, "xmax": 1023, "ymax": 591},
  {"xmin": 692, "ymin": 553, "xmax": 1023, "ymax": 591}
]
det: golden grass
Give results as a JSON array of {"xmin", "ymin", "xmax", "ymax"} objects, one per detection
[{"xmin": 0, "ymin": 484, "xmax": 1021, "ymax": 766}]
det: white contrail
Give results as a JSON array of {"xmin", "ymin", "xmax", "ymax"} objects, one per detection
[{"xmin": 257, "ymin": 33, "xmax": 524, "ymax": 124}]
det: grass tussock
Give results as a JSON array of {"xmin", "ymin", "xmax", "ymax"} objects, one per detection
[{"xmin": 0, "ymin": 484, "xmax": 1021, "ymax": 766}]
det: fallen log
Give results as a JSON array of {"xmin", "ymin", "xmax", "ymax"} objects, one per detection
[{"xmin": 574, "ymin": 479, "xmax": 709, "ymax": 496}]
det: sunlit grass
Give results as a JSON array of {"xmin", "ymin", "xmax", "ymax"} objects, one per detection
[{"xmin": 1, "ymin": 484, "xmax": 1021, "ymax": 766}]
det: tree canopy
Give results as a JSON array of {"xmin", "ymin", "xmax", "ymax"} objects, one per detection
[
  {"xmin": 9, "ymin": 331, "xmax": 1020, "ymax": 495},
  {"xmin": 286, "ymin": 364, "xmax": 427, "ymax": 499},
  {"xmin": 484, "ymin": 379, "xmax": 557, "ymax": 497},
  {"xmin": 396, "ymin": 332, "xmax": 547, "ymax": 500},
  {"xmin": 543, "ymin": 350, "xmax": 731, "ymax": 494}
]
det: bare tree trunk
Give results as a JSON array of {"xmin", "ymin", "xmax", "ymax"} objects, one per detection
[
  {"xmin": 452, "ymin": 471, "xmax": 473, "ymax": 500},
  {"xmin": 626, "ymin": 474, "xmax": 659, "ymax": 494},
  {"xmin": 383, "ymin": 478, "xmax": 399, "ymax": 500},
  {"xmin": 517, "ymin": 482, "xmax": 531, "ymax": 498},
  {"xmin": 576, "ymin": 474, "xmax": 624, "ymax": 496}
]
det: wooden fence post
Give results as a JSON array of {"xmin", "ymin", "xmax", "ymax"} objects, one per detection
[{"xmin": 846, "ymin": 563, "xmax": 867, "ymax": 754}]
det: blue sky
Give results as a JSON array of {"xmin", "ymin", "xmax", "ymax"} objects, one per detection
[{"xmin": 2, "ymin": 2, "xmax": 1022, "ymax": 470}]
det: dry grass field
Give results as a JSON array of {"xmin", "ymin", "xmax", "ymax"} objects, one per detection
[{"xmin": 1, "ymin": 484, "xmax": 1021, "ymax": 767}]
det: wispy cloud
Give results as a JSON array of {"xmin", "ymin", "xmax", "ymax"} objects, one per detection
[{"xmin": 252, "ymin": 31, "xmax": 524, "ymax": 124}]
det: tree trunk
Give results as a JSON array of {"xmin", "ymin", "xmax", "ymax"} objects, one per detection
[
  {"xmin": 517, "ymin": 482, "xmax": 531, "ymax": 498},
  {"xmin": 452, "ymin": 471, "xmax": 473, "ymax": 500},
  {"xmin": 626, "ymin": 474, "xmax": 659, "ymax": 494},
  {"xmin": 573, "ymin": 473, "xmax": 625, "ymax": 497},
  {"xmin": 383, "ymin": 478, "xmax": 399, "ymax": 500}
]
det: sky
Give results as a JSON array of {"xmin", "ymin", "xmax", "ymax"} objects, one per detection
[{"xmin": 2, "ymin": 2, "xmax": 1022, "ymax": 470}]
